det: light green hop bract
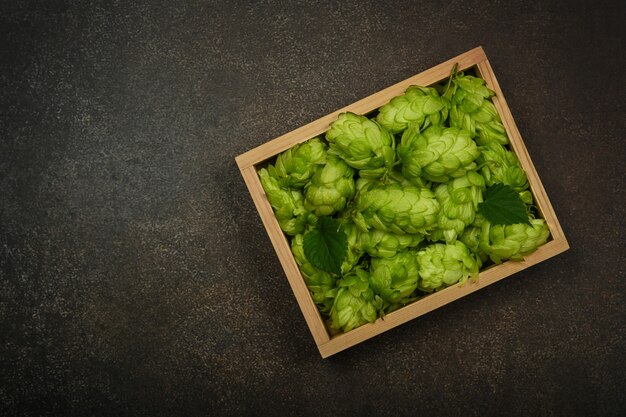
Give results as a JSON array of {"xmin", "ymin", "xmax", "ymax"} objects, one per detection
[
  {"xmin": 478, "ymin": 140, "xmax": 530, "ymax": 195},
  {"xmin": 354, "ymin": 171, "xmax": 420, "ymax": 195},
  {"xmin": 355, "ymin": 176, "xmax": 376, "ymax": 194},
  {"xmin": 430, "ymin": 171, "xmax": 486, "ymax": 243},
  {"xmin": 268, "ymin": 137, "xmax": 327, "ymax": 188},
  {"xmin": 329, "ymin": 268, "xmax": 383, "ymax": 332},
  {"xmin": 395, "ymin": 125, "xmax": 424, "ymax": 184},
  {"xmin": 386, "ymin": 168, "xmax": 427, "ymax": 188},
  {"xmin": 445, "ymin": 73, "xmax": 509, "ymax": 145},
  {"xmin": 518, "ymin": 190, "xmax": 534, "ymax": 206},
  {"xmin": 479, "ymin": 218, "xmax": 550, "ymax": 264},
  {"xmin": 304, "ymin": 154, "xmax": 355, "ymax": 216},
  {"xmin": 458, "ymin": 213, "xmax": 489, "ymax": 261},
  {"xmin": 340, "ymin": 220, "xmax": 363, "ymax": 274},
  {"xmin": 377, "ymin": 86, "xmax": 449, "ymax": 134},
  {"xmin": 258, "ymin": 168, "xmax": 314, "ymax": 235},
  {"xmin": 357, "ymin": 228, "xmax": 423, "ymax": 258},
  {"xmin": 416, "ymin": 241, "xmax": 481, "ymax": 292},
  {"xmin": 354, "ymin": 182, "xmax": 440, "ymax": 235},
  {"xmin": 398, "ymin": 125, "xmax": 480, "ymax": 183},
  {"xmin": 325, "ymin": 112, "xmax": 395, "ymax": 179},
  {"xmin": 369, "ymin": 251, "xmax": 419, "ymax": 305},
  {"xmin": 459, "ymin": 225, "xmax": 488, "ymax": 262},
  {"xmin": 291, "ymin": 234, "xmax": 337, "ymax": 314}
]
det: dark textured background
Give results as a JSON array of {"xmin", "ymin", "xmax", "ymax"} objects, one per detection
[{"xmin": 1, "ymin": 0, "xmax": 625, "ymax": 416}]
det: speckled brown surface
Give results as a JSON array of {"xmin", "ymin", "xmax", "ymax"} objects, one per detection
[{"xmin": 1, "ymin": 1, "xmax": 625, "ymax": 416}]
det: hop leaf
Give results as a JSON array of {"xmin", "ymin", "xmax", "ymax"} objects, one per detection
[
  {"xmin": 291, "ymin": 234, "xmax": 338, "ymax": 314},
  {"xmin": 478, "ymin": 183, "xmax": 530, "ymax": 225},
  {"xmin": 303, "ymin": 217, "xmax": 348, "ymax": 275}
]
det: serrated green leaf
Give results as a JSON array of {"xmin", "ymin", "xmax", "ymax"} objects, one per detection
[
  {"xmin": 303, "ymin": 217, "xmax": 348, "ymax": 274},
  {"xmin": 478, "ymin": 183, "xmax": 531, "ymax": 225}
]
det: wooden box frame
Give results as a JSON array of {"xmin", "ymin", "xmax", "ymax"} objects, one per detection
[{"xmin": 235, "ymin": 46, "xmax": 569, "ymax": 358}]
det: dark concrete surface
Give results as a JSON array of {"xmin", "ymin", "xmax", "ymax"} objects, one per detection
[{"xmin": 1, "ymin": 1, "xmax": 625, "ymax": 416}]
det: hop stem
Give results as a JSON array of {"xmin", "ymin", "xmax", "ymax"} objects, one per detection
[{"xmin": 443, "ymin": 63, "xmax": 459, "ymax": 96}]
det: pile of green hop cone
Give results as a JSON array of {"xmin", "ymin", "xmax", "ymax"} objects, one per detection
[{"xmin": 258, "ymin": 68, "xmax": 550, "ymax": 334}]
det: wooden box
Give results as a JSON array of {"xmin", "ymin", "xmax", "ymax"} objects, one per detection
[{"xmin": 235, "ymin": 46, "xmax": 569, "ymax": 358}]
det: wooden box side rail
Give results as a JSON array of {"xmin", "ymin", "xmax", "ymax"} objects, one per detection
[
  {"xmin": 317, "ymin": 238, "xmax": 569, "ymax": 357},
  {"xmin": 236, "ymin": 46, "xmax": 487, "ymax": 170},
  {"xmin": 235, "ymin": 46, "xmax": 569, "ymax": 358},
  {"xmin": 476, "ymin": 60, "xmax": 566, "ymax": 241},
  {"xmin": 239, "ymin": 165, "xmax": 330, "ymax": 346}
]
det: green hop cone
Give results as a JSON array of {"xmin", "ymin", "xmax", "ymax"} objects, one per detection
[
  {"xmin": 325, "ymin": 112, "xmax": 396, "ymax": 179},
  {"xmin": 397, "ymin": 125, "xmax": 480, "ymax": 183},
  {"xmin": 291, "ymin": 234, "xmax": 338, "ymax": 314},
  {"xmin": 357, "ymin": 228, "xmax": 423, "ymax": 258},
  {"xmin": 269, "ymin": 137, "xmax": 327, "ymax": 188},
  {"xmin": 430, "ymin": 171, "xmax": 486, "ymax": 243},
  {"xmin": 376, "ymin": 86, "xmax": 449, "ymax": 134},
  {"xmin": 354, "ymin": 182, "xmax": 440, "ymax": 235},
  {"xmin": 458, "ymin": 214, "xmax": 489, "ymax": 262},
  {"xmin": 329, "ymin": 268, "xmax": 383, "ymax": 332},
  {"xmin": 445, "ymin": 73, "xmax": 509, "ymax": 145},
  {"xmin": 369, "ymin": 250, "xmax": 419, "ymax": 305},
  {"xmin": 258, "ymin": 168, "xmax": 315, "ymax": 235},
  {"xmin": 478, "ymin": 140, "xmax": 530, "ymax": 195},
  {"xmin": 416, "ymin": 241, "xmax": 481, "ymax": 292},
  {"xmin": 304, "ymin": 154, "xmax": 356, "ymax": 216},
  {"xmin": 479, "ymin": 218, "xmax": 550, "ymax": 263},
  {"xmin": 459, "ymin": 225, "xmax": 488, "ymax": 262}
]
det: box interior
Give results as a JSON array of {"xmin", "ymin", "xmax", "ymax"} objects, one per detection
[{"xmin": 251, "ymin": 63, "xmax": 554, "ymax": 340}]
